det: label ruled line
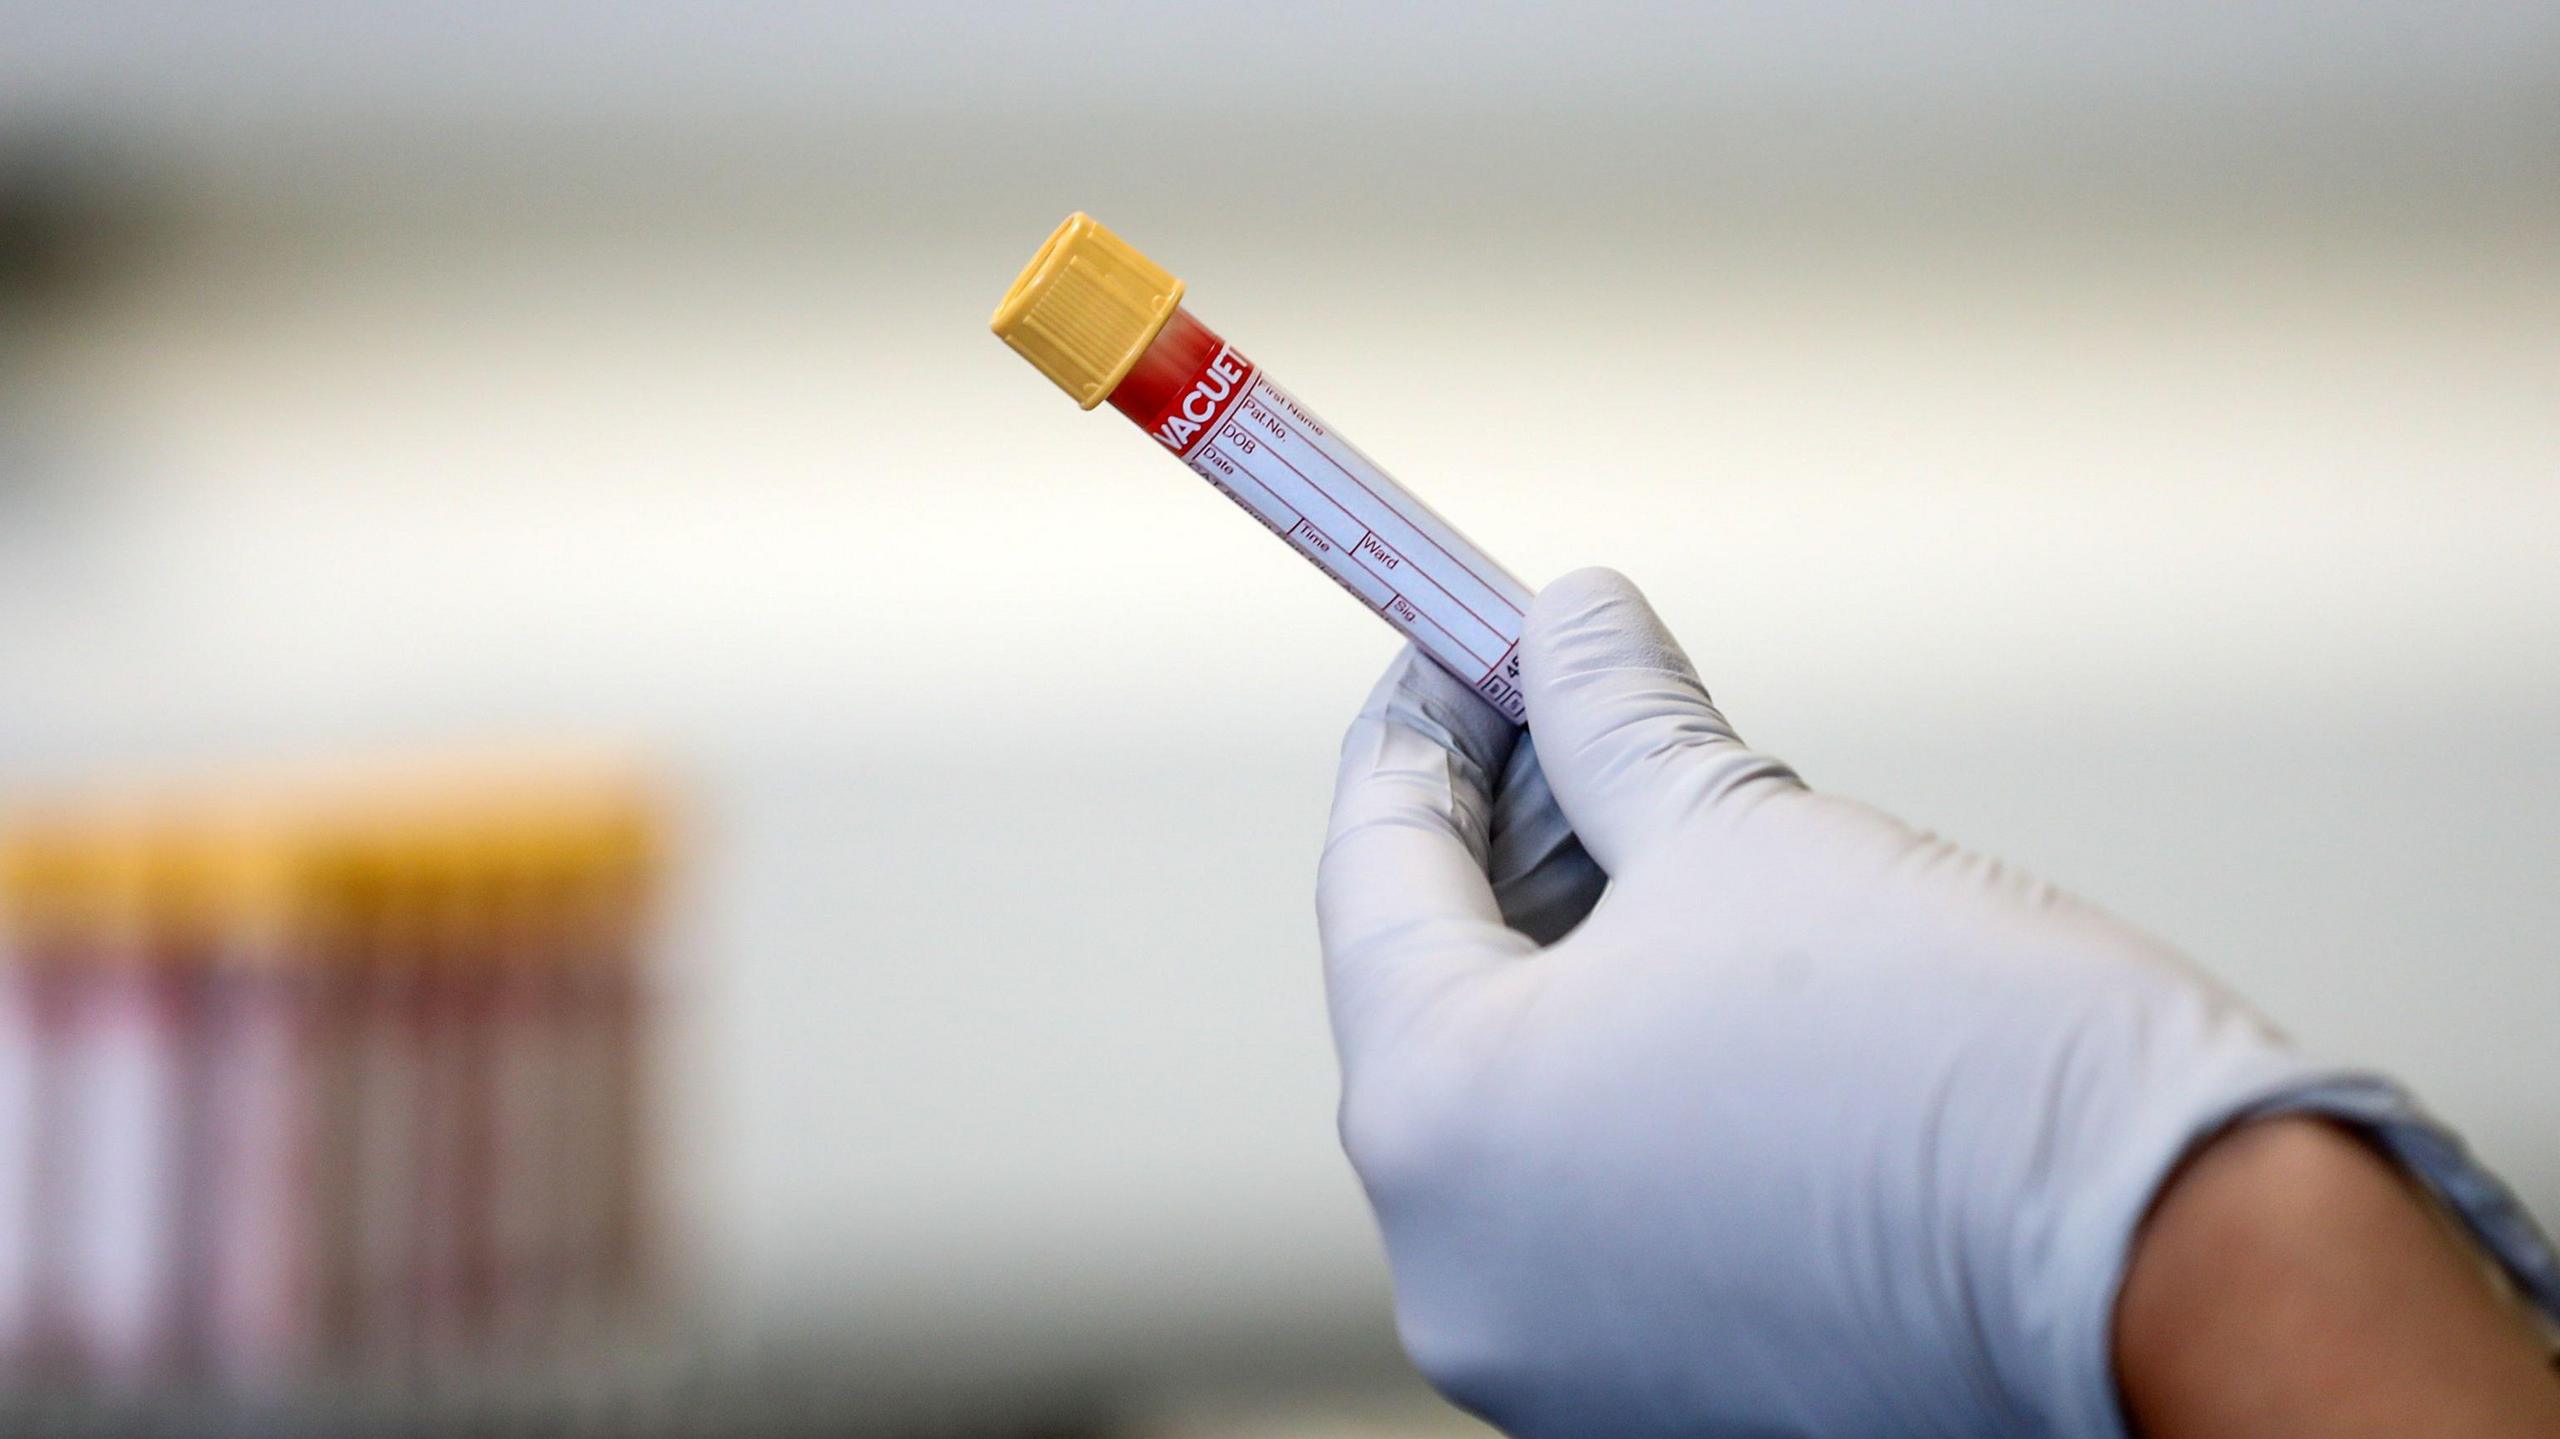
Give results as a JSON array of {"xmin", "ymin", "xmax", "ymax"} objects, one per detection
[
  {"xmin": 1201, "ymin": 436, "xmax": 1502, "ymax": 673},
  {"xmin": 1166, "ymin": 360, "xmax": 1527, "ymax": 723},
  {"xmin": 1200, "ymin": 443, "xmax": 1308, "ymax": 534},
  {"xmin": 1209, "ymin": 416, "xmax": 1505, "ymax": 669},
  {"xmin": 1394, "ymin": 599, "xmax": 1482, "ymax": 673},
  {"xmin": 1244, "ymin": 383, "xmax": 1525, "ymax": 622}
]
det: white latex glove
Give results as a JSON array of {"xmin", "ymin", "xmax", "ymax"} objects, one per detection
[{"xmin": 1318, "ymin": 567, "xmax": 2559, "ymax": 1437}]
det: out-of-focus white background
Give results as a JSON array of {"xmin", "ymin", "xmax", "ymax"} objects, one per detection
[{"xmin": 3, "ymin": 0, "xmax": 2556, "ymax": 1425}]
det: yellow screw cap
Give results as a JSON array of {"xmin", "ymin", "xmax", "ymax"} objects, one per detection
[{"xmin": 991, "ymin": 213, "xmax": 1185, "ymax": 410}]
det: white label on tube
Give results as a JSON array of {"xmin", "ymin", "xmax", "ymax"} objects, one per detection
[
  {"xmin": 0, "ymin": 974, "xmax": 35, "ymax": 1351},
  {"xmin": 65, "ymin": 973, "xmax": 180, "ymax": 1381},
  {"xmin": 1181, "ymin": 372, "xmax": 1530, "ymax": 722}
]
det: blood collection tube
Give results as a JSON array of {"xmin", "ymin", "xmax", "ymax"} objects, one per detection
[
  {"xmin": 992, "ymin": 214, "xmax": 1532, "ymax": 722},
  {"xmin": 190, "ymin": 814, "xmax": 329, "ymax": 1390},
  {"xmin": 60, "ymin": 820, "xmax": 189, "ymax": 1389},
  {"xmin": 0, "ymin": 819, "xmax": 71, "ymax": 1379}
]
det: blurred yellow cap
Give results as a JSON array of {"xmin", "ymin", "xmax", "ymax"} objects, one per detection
[
  {"xmin": 990, "ymin": 212, "xmax": 1184, "ymax": 410},
  {"xmin": 150, "ymin": 821, "xmax": 295, "ymax": 933},
  {"xmin": 0, "ymin": 810, "xmax": 152, "ymax": 937}
]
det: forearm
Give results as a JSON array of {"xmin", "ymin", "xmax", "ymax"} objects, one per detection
[{"xmin": 2115, "ymin": 1116, "xmax": 2560, "ymax": 1437}]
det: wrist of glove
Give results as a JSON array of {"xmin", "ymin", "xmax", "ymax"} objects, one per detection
[{"xmin": 1317, "ymin": 567, "xmax": 2560, "ymax": 1437}]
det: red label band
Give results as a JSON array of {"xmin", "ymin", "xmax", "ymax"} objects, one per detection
[{"xmin": 1106, "ymin": 308, "xmax": 1255, "ymax": 458}]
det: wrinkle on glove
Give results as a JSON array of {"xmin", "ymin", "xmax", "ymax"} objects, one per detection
[{"xmin": 1317, "ymin": 567, "xmax": 2560, "ymax": 1439}]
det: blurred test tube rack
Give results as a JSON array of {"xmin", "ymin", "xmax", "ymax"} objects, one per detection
[{"xmin": 0, "ymin": 758, "xmax": 668, "ymax": 1407}]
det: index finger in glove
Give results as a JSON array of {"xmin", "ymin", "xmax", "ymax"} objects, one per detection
[{"xmin": 1319, "ymin": 647, "xmax": 1534, "ymax": 1067}]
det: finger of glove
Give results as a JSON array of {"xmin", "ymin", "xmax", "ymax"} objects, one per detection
[
  {"xmin": 1487, "ymin": 730, "xmax": 1607, "ymax": 945},
  {"xmin": 1319, "ymin": 647, "xmax": 1529, "ymax": 1068},
  {"xmin": 1521, "ymin": 567, "xmax": 1799, "ymax": 872}
]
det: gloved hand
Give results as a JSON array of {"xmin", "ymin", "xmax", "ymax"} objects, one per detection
[{"xmin": 1317, "ymin": 567, "xmax": 2558, "ymax": 1437}]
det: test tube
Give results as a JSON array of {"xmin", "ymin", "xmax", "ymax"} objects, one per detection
[
  {"xmin": 347, "ymin": 829, "xmax": 429, "ymax": 1376},
  {"xmin": 59, "ymin": 818, "xmax": 190, "ymax": 1388},
  {"xmin": 484, "ymin": 812, "xmax": 566, "ymax": 1356},
  {"xmin": 189, "ymin": 811, "xmax": 329, "ymax": 1390},
  {"xmin": 992, "ymin": 213, "xmax": 1533, "ymax": 722},
  {"xmin": 0, "ymin": 819, "xmax": 70, "ymax": 1378}
]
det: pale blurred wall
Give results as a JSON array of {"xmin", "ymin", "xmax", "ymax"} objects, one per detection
[{"xmin": 2, "ymin": 0, "xmax": 2557, "ymax": 1384}]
